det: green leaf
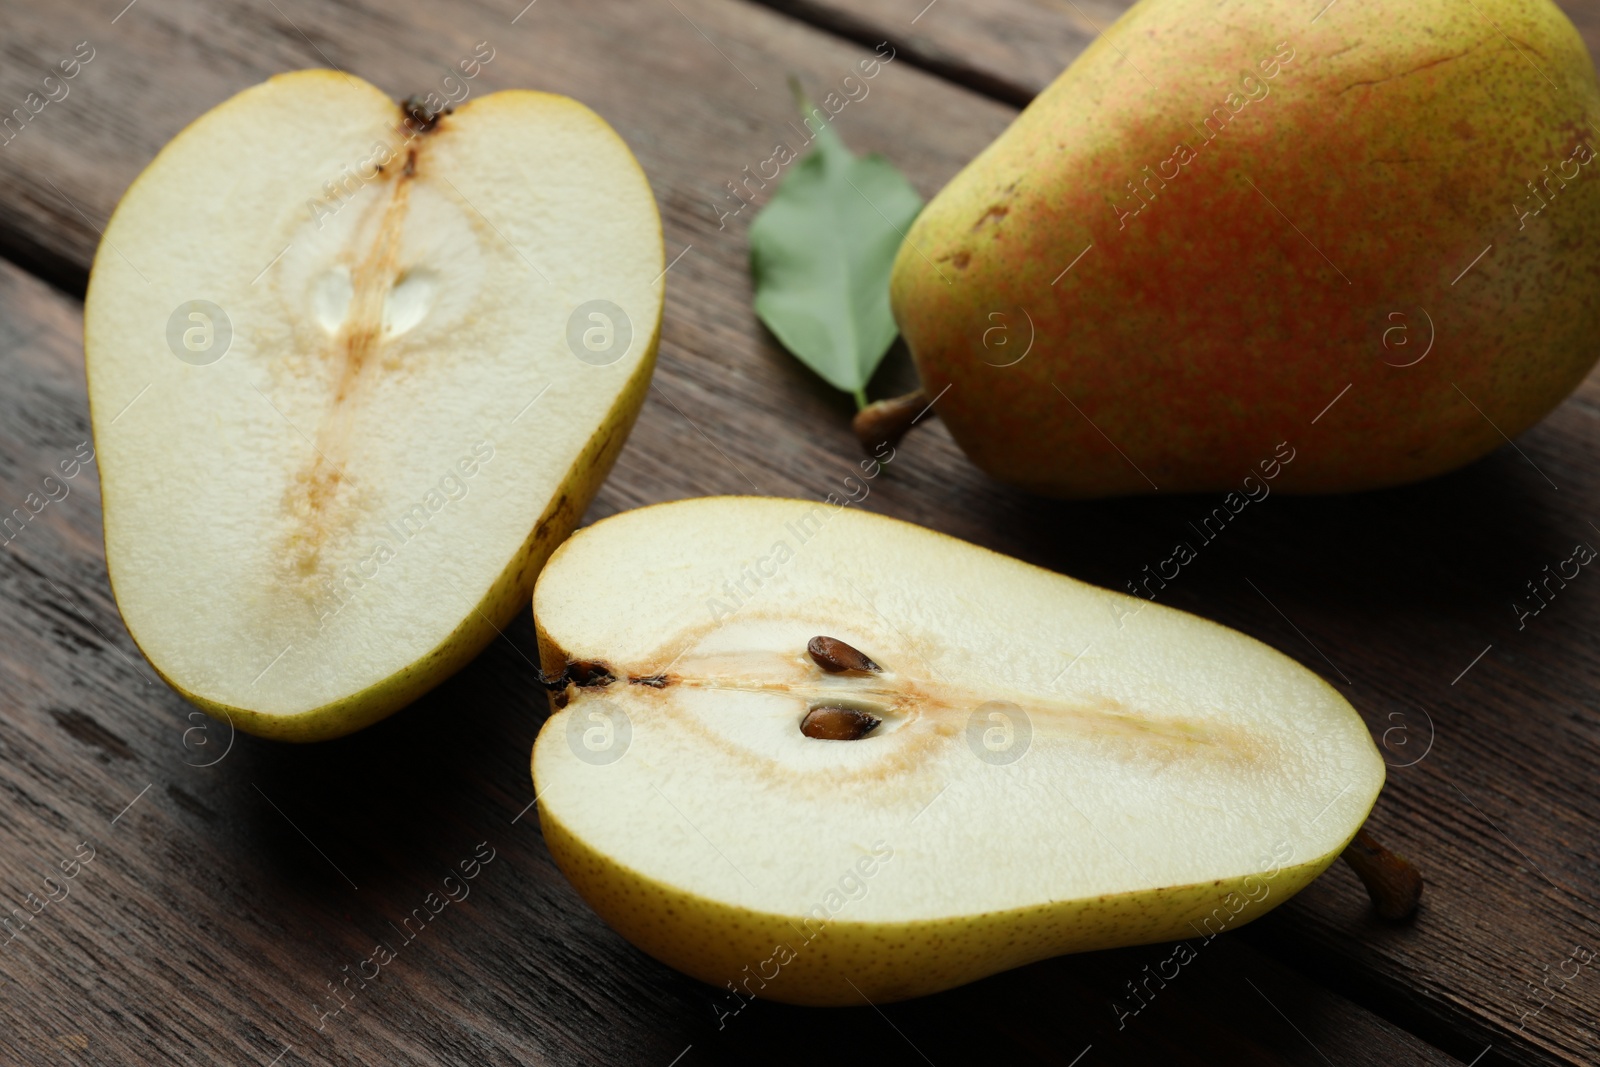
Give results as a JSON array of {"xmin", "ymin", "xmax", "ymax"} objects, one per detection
[{"xmin": 749, "ymin": 84, "xmax": 923, "ymax": 408}]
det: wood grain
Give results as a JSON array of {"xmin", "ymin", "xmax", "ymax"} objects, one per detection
[
  {"xmin": 0, "ymin": 241, "xmax": 1452, "ymax": 1067},
  {"xmin": 747, "ymin": 0, "xmax": 1116, "ymax": 104},
  {"xmin": 751, "ymin": 0, "xmax": 1600, "ymax": 106},
  {"xmin": 0, "ymin": 0, "xmax": 1597, "ymax": 1062}
]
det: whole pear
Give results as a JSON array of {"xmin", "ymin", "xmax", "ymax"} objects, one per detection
[{"xmin": 889, "ymin": 0, "xmax": 1600, "ymax": 496}]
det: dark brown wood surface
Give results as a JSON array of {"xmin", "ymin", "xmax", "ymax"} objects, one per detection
[
  {"xmin": 0, "ymin": 0, "xmax": 1595, "ymax": 1064},
  {"xmin": 751, "ymin": 0, "xmax": 1600, "ymax": 104},
  {"xmin": 0, "ymin": 251, "xmax": 1460, "ymax": 1067}
]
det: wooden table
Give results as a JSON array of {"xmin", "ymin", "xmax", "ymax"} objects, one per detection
[{"xmin": 1, "ymin": 0, "xmax": 1596, "ymax": 1063}]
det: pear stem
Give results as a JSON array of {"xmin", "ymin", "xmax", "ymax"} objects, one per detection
[
  {"xmin": 853, "ymin": 388, "xmax": 932, "ymax": 456},
  {"xmin": 1341, "ymin": 827, "xmax": 1423, "ymax": 921}
]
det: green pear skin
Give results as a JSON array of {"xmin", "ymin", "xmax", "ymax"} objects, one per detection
[{"xmin": 890, "ymin": 0, "xmax": 1600, "ymax": 497}]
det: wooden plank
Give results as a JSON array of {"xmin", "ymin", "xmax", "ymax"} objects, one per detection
[
  {"xmin": 746, "ymin": 0, "xmax": 1113, "ymax": 104},
  {"xmin": 750, "ymin": 0, "xmax": 1600, "ymax": 105},
  {"xmin": 0, "ymin": 256, "xmax": 1454, "ymax": 1064},
  {"xmin": 0, "ymin": 0, "xmax": 1594, "ymax": 1062}
]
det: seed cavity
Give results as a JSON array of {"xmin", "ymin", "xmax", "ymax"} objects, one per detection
[
  {"xmin": 312, "ymin": 266, "xmax": 355, "ymax": 333},
  {"xmin": 381, "ymin": 267, "xmax": 438, "ymax": 337},
  {"xmin": 801, "ymin": 704, "xmax": 882, "ymax": 741},
  {"xmin": 807, "ymin": 636, "xmax": 881, "ymax": 674}
]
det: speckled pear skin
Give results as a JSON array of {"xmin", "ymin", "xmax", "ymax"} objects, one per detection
[
  {"xmin": 890, "ymin": 0, "xmax": 1600, "ymax": 498},
  {"xmin": 538, "ymin": 802, "xmax": 1345, "ymax": 1005}
]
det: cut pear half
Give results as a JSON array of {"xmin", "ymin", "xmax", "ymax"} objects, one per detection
[
  {"xmin": 85, "ymin": 71, "xmax": 663, "ymax": 740},
  {"xmin": 530, "ymin": 498, "xmax": 1385, "ymax": 1004}
]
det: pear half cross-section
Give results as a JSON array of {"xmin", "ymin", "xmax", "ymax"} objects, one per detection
[
  {"xmin": 85, "ymin": 71, "xmax": 663, "ymax": 739},
  {"xmin": 531, "ymin": 497, "xmax": 1384, "ymax": 1004}
]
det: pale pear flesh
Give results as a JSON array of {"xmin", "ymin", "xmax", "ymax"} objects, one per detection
[
  {"xmin": 531, "ymin": 498, "xmax": 1384, "ymax": 1004},
  {"xmin": 85, "ymin": 71, "xmax": 663, "ymax": 740}
]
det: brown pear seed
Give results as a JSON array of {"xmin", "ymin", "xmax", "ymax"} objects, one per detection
[
  {"xmin": 1340, "ymin": 827, "xmax": 1424, "ymax": 921},
  {"xmin": 808, "ymin": 636, "xmax": 881, "ymax": 674},
  {"xmin": 800, "ymin": 705, "xmax": 882, "ymax": 741}
]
